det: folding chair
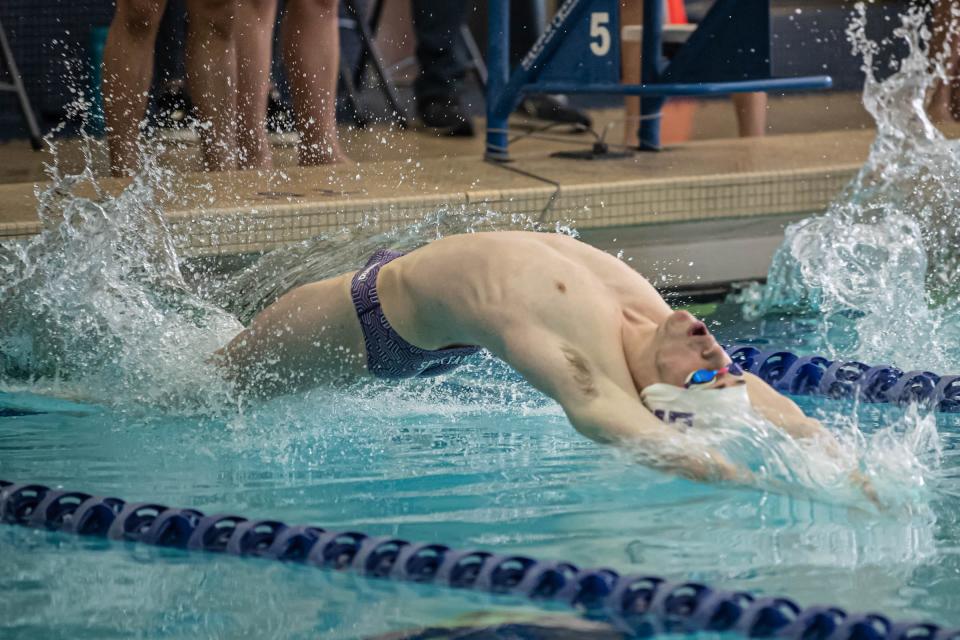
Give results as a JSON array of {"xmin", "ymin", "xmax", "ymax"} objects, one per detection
[
  {"xmin": 339, "ymin": 0, "xmax": 408, "ymax": 127},
  {"xmin": 350, "ymin": 1, "xmax": 487, "ymax": 99},
  {"xmin": 0, "ymin": 18, "xmax": 42, "ymax": 150}
]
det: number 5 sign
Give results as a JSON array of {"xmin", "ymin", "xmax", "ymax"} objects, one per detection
[
  {"xmin": 590, "ymin": 12, "xmax": 611, "ymax": 56},
  {"xmin": 519, "ymin": 0, "xmax": 621, "ymax": 85}
]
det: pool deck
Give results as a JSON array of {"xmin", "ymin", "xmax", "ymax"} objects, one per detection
[
  {"xmin": 2, "ymin": 117, "xmax": 957, "ymax": 287},
  {"xmin": 0, "ymin": 128, "xmax": 874, "ymax": 252}
]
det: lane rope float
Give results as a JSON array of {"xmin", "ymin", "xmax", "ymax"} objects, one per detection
[
  {"xmin": 1, "ymin": 480, "xmax": 957, "ymax": 639},
  {"xmin": 725, "ymin": 345, "xmax": 960, "ymax": 412}
]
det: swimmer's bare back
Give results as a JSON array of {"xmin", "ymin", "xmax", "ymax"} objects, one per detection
[
  {"xmin": 379, "ymin": 232, "xmax": 674, "ymax": 348},
  {"xmin": 220, "ymin": 232, "xmax": 667, "ymax": 395}
]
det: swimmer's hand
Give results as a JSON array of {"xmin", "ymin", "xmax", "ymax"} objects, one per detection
[
  {"xmin": 676, "ymin": 450, "xmax": 754, "ymax": 485},
  {"xmin": 558, "ymin": 385, "xmax": 754, "ymax": 485},
  {"xmin": 804, "ymin": 427, "xmax": 884, "ymax": 510},
  {"xmin": 623, "ymin": 440, "xmax": 754, "ymax": 485},
  {"xmin": 714, "ymin": 455, "xmax": 755, "ymax": 485},
  {"xmin": 850, "ymin": 470, "xmax": 883, "ymax": 510}
]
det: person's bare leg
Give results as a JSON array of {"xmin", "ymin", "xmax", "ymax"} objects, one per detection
[
  {"xmin": 281, "ymin": 0, "xmax": 348, "ymax": 165},
  {"xmin": 185, "ymin": 0, "xmax": 238, "ymax": 171},
  {"xmin": 218, "ymin": 272, "xmax": 367, "ymax": 395},
  {"xmin": 732, "ymin": 92, "xmax": 767, "ymax": 137},
  {"xmin": 102, "ymin": 0, "xmax": 167, "ymax": 177},
  {"xmin": 620, "ymin": 0, "xmax": 642, "ymax": 147},
  {"xmin": 928, "ymin": 0, "xmax": 960, "ymax": 122},
  {"xmin": 236, "ymin": 0, "xmax": 277, "ymax": 169},
  {"xmin": 952, "ymin": 78, "xmax": 960, "ymax": 122}
]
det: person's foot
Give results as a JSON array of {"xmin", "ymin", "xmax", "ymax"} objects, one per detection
[
  {"xmin": 299, "ymin": 141, "xmax": 351, "ymax": 166},
  {"xmin": 417, "ymin": 95, "xmax": 475, "ymax": 137},
  {"xmin": 516, "ymin": 94, "xmax": 592, "ymax": 128}
]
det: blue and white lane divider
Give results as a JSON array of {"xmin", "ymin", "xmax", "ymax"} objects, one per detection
[
  {"xmin": 725, "ymin": 346, "xmax": 960, "ymax": 413},
  {"xmin": 2, "ymin": 480, "xmax": 957, "ymax": 639}
]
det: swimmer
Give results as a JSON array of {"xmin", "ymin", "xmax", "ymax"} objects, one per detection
[{"xmin": 219, "ymin": 231, "xmax": 841, "ymax": 485}]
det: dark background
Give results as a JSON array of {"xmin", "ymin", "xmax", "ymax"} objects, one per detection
[{"xmin": 0, "ymin": 0, "xmax": 913, "ymax": 141}]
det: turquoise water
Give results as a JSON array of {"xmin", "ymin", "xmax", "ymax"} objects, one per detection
[
  {"xmin": 4, "ymin": 4, "xmax": 960, "ymax": 638},
  {"xmin": 2, "ymin": 356, "xmax": 959, "ymax": 637}
]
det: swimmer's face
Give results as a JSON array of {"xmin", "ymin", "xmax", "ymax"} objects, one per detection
[{"xmin": 653, "ymin": 311, "xmax": 733, "ymax": 387}]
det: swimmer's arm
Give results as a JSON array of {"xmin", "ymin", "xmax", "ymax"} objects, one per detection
[
  {"xmin": 563, "ymin": 386, "xmax": 752, "ymax": 484},
  {"xmin": 497, "ymin": 329, "xmax": 749, "ymax": 484},
  {"xmin": 744, "ymin": 373, "xmax": 828, "ymax": 440},
  {"xmin": 744, "ymin": 374, "xmax": 882, "ymax": 507}
]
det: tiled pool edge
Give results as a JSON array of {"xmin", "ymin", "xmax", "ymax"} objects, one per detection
[{"xmin": 0, "ymin": 163, "xmax": 859, "ymax": 257}]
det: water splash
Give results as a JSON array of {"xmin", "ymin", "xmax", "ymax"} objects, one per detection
[
  {"xmin": 0, "ymin": 142, "xmax": 240, "ymax": 412},
  {"xmin": 4, "ymin": 143, "xmax": 930, "ymax": 510},
  {"xmin": 748, "ymin": 2, "xmax": 960, "ymax": 371},
  {"xmin": 614, "ymin": 392, "xmax": 941, "ymax": 514},
  {"xmin": 0, "ymin": 129, "xmax": 548, "ymax": 415},
  {"xmin": 0, "ymin": 7, "xmax": 950, "ymax": 512}
]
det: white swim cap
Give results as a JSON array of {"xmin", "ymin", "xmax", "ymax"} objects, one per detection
[{"xmin": 640, "ymin": 383, "xmax": 752, "ymax": 430}]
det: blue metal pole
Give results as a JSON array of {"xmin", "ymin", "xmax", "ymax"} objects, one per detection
[
  {"xmin": 491, "ymin": 0, "xmax": 594, "ymax": 119},
  {"xmin": 485, "ymin": 0, "xmax": 511, "ymax": 161},
  {"xmin": 639, "ymin": 0, "xmax": 665, "ymax": 150},
  {"xmin": 520, "ymin": 76, "xmax": 832, "ymax": 96}
]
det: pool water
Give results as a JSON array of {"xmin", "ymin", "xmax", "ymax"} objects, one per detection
[
  {"xmin": 2, "ymin": 335, "xmax": 959, "ymax": 638},
  {"xmin": 4, "ymin": 4, "xmax": 960, "ymax": 638}
]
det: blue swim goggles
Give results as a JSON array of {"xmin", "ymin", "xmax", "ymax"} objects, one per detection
[{"xmin": 684, "ymin": 362, "xmax": 744, "ymax": 389}]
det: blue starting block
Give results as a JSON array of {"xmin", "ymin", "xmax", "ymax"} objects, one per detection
[{"xmin": 485, "ymin": 0, "xmax": 832, "ymax": 160}]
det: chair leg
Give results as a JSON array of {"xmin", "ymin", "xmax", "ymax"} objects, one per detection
[
  {"xmin": 339, "ymin": 58, "xmax": 368, "ymax": 128},
  {"xmin": 342, "ymin": 0, "xmax": 408, "ymax": 128},
  {"xmin": 0, "ymin": 19, "xmax": 42, "ymax": 150},
  {"xmin": 460, "ymin": 24, "xmax": 487, "ymax": 88},
  {"xmin": 352, "ymin": 0, "xmax": 386, "ymax": 88}
]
